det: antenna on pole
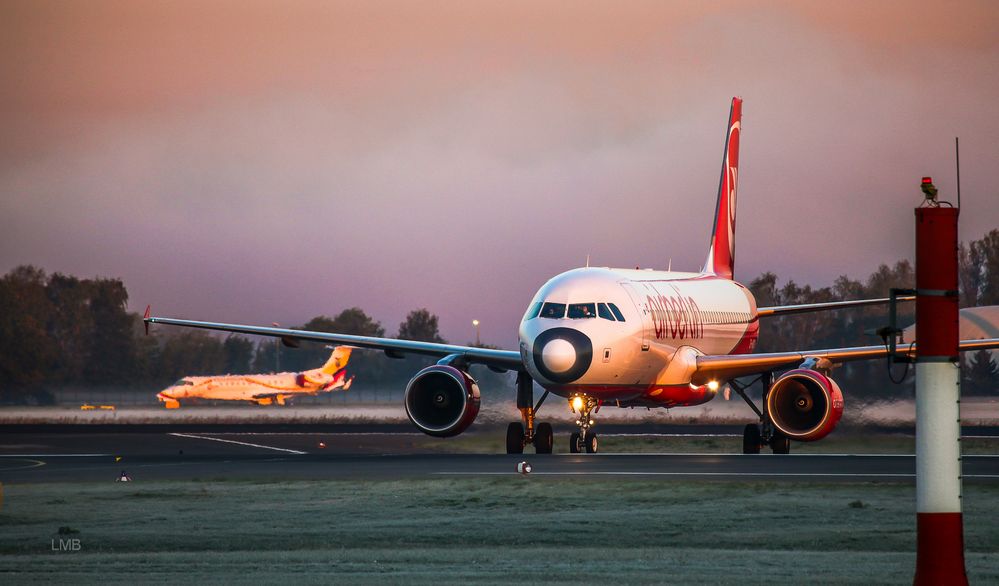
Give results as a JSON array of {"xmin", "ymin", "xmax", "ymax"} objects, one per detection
[
  {"xmin": 585, "ymin": 254, "xmax": 590, "ymax": 268},
  {"xmin": 955, "ymin": 137, "xmax": 961, "ymax": 210}
]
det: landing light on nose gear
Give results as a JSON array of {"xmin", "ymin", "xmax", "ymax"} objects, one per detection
[{"xmin": 569, "ymin": 394, "xmax": 599, "ymax": 454}]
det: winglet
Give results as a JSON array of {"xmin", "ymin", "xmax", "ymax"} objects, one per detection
[
  {"xmin": 143, "ymin": 305, "xmax": 151, "ymax": 336},
  {"xmin": 702, "ymin": 97, "xmax": 742, "ymax": 280}
]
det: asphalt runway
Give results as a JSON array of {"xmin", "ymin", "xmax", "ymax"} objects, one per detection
[{"xmin": 2, "ymin": 430, "xmax": 998, "ymax": 484}]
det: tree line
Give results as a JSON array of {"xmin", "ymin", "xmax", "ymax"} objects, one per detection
[
  {"xmin": 0, "ymin": 265, "xmax": 504, "ymax": 403},
  {"xmin": 748, "ymin": 229, "xmax": 999, "ymax": 397},
  {"xmin": 1, "ymin": 230, "xmax": 996, "ymax": 404}
]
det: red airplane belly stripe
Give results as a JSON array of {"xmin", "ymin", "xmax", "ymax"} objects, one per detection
[{"xmin": 547, "ymin": 383, "xmax": 716, "ymax": 407}]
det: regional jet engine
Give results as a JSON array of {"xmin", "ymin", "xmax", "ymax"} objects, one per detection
[
  {"xmin": 404, "ymin": 365, "xmax": 481, "ymax": 437},
  {"xmin": 766, "ymin": 369, "xmax": 844, "ymax": 441}
]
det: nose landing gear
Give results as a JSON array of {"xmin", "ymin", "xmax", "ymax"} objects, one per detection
[{"xmin": 568, "ymin": 394, "xmax": 599, "ymax": 453}]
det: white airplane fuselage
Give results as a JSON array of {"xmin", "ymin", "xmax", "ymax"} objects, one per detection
[{"xmin": 518, "ymin": 267, "xmax": 758, "ymax": 407}]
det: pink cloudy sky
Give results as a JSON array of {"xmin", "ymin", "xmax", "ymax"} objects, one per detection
[{"xmin": 2, "ymin": 1, "xmax": 998, "ymax": 347}]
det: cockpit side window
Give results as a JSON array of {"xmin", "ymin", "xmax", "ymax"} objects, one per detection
[
  {"xmin": 597, "ymin": 303, "xmax": 615, "ymax": 321},
  {"xmin": 523, "ymin": 301, "xmax": 543, "ymax": 321},
  {"xmin": 608, "ymin": 303, "xmax": 626, "ymax": 322},
  {"xmin": 540, "ymin": 302, "xmax": 566, "ymax": 319},
  {"xmin": 567, "ymin": 303, "xmax": 596, "ymax": 319}
]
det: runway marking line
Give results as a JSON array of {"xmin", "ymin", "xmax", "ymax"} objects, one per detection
[
  {"xmin": 435, "ymin": 472, "xmax": 999, "ymax": 479},
  {"xmin": 571, "ymin": 453, "xmax": 999, "ymax": 458},
  {"xmin": 167, "ymin": 433, "xmax": 307, "ymax": 454},
  {"xmin": 0, "ymin": 454, "xmax": 111, "ymax": 457},
  {"xmin": 0, "ymin": 459, "xmax": 45, "ymax": 471}
]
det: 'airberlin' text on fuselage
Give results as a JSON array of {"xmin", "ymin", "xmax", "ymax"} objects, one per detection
[{"xmin": 648, "ymin": 293, "xmax": 704, "ymax": 340}]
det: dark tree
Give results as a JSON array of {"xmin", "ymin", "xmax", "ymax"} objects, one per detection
[
  {"xmin": 0, "ymin": 266, "xmax": 58, "ymax": 402},
  {"xmin": 157, "ymin": 331, "xmax": 227, "ymax": 381},
  {"xmin": 46, "ymin": 273, "xmax": 95, "ymax": 383},
  {"xmin": 84, "ymin": 278, "xmax": 136, "ymax": 384},
  {"xmin": 397, "ymin": 309, "xmax": 446, "ymax": 343},
  {"xmin": 223, "ymin": 335, "xmax": 254, "ymax": 374},
  {"xmin": 964, "ymin": 350, "xmax": 999, "ymax": 396},
  {"xmin": 974, "ymin": 230, "xmax": 999, "ymax": 306}
]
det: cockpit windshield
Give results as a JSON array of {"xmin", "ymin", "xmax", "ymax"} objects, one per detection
[
  {"xmin": 527, "ymin": 301, "xmax": 625, "ymax": 322},
  {"xmin": 567, "ymin": 303, "xmax": 596, "ymax": 319},
  {"xmin": 540, "ymin": 302, "xmax": 566, "ymax": 319},
  {"xmin": 172, "ymin": 379, "xmax": 194, "ymax": 387}
]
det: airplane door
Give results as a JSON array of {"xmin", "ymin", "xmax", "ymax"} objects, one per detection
[{"xmin": 621, "ymin": 282, "xmax": 653, "ymax": 351}]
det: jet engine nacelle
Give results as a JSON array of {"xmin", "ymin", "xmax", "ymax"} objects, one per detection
[
  {"xmin": 767, "ymin": 369, "xmax": 844, "ymax": 441},
  {"xmin": 404, "ymin": 365, "xmax": 481, "ymax": 437}
]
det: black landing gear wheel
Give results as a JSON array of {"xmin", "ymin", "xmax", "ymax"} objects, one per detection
[
  {"xmin": 569, "ymin": 432, "xmax": 598, "ymax": 454},
  {"xmin": 771, "ymin": 434, "xmax": 791, "ymax": 454},
  {"xmin": 534, "ymin": 422, "xmax": 554, "ymax": 454},
  {"xmin": 506, "ymin": 422, "xmax": 525, "ymax": 454},
  {"xmin": 743, "ymin": 424, "xmax": 761, "ymax": 454}
]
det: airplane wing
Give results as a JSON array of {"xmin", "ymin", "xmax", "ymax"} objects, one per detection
[
  {"xmin": 757, "ymin": 296, "xmax": 914, "ymax": 318},
  {"xmin": 691, "ymin": 337, "xmax": 999, "ymax": 385},
  {"xmin": 144, "ymin": 314, "xmax": 525, "ymax": 372}
]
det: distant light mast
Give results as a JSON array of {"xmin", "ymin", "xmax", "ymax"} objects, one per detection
[{"xmin": 913, "ymin": 177, "xmax": 967, "ymax": 585}]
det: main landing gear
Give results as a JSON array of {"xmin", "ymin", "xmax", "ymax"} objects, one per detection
[
  {"xmin": 731, "ymin": 373, "xmax": 792, "ymax": 455},
  {"xmin": 568, "ymin": 394, "xmax": 599, "ymax": 454},
  {"xmin": 506, "ymin": 373, "xmax": 554, "ymax": 454}
]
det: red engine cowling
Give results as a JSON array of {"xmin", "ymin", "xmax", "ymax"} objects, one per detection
[
  {"xmin": 767, "ymin": 369, "xmax": 844, "ymax": 441},
  {"xmin": 404, "ymin": 365, "xmax": 481, "ymax": 437}
]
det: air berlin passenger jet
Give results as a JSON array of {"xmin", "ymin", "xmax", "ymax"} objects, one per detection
[{"xmin": 146, "ymin": 97, "xmax": 999, "ymax": 454}]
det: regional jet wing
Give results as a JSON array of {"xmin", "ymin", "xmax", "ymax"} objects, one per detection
[
  {"xmin": 757, "ymin": 296, "xmax": 915, "ymax": 318},
  {"xmin": 144, "ymin": 314, "xmax": 525, "ymax": 372},
  {"xmin": 691, "ymin": 337, "xmax": 999, "ymax": 385}
]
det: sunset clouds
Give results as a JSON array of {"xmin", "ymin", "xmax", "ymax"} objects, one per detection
[{"xmin": 2, "ymin": 1, "xmax": 997, "ymax": 345}]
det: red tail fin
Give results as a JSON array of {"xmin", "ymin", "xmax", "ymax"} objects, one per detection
[{"xmin": 702, "ymin": 97, "xmax": 742, "ymax": 280}]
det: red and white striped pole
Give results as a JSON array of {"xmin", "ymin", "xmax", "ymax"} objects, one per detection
[{"xmin": 913, "ymin": 192, "xmax": 967, "ymax": 585}]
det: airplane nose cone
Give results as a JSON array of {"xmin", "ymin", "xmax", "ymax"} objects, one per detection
[
  {"xmin": 541, "ymin": 338, "xmax": 577, "ymax": 373},
  {"xmin": 532, "ymin": 328, "xmax": 593, "ymax": 384}
]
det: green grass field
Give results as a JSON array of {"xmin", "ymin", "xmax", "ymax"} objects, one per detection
[{"xmin": 2, "ymin": 478, "xmax": 997, "ymax": 584}]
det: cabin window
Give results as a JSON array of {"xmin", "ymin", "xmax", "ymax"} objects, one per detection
[
  {"xmin": 567, "ymin": 303, "xmax": 596, "ymax": 319},
  {"xmin": 523, "ymin": 302, "xmax": 543, "ymax": 321},
  {"xmin": 608, "ymin": 303, "xmax": 626, "ymax": 322},
  {"xmin": 540, "ymin": 302, "xmax": 567, "ymax": 319},
  {"xmin": 597, "ymin": 303, "xmax": 615, "ymax": 321}
]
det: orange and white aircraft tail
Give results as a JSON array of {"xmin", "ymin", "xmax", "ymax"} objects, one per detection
[
  {"xmin": 702, "ymin": 96, "xmax": 742, "ymax": 280},
  {"xmin": 318, "ymin": 346, "xmax": 352, "ymax": 375}
]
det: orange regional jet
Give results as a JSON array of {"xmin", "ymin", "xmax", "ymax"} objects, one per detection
[
  {"xmin": 157, "ymin": 346, "xmax": 353, "ymax": 408},
  {"xmin": 146, "ymin": 98, "xmax": 999, "ymax": 453}
]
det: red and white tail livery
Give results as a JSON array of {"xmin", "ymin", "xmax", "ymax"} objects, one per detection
[{"xmin": 703, "ymin": 97, "xmax": 741, "ymax": 280}]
